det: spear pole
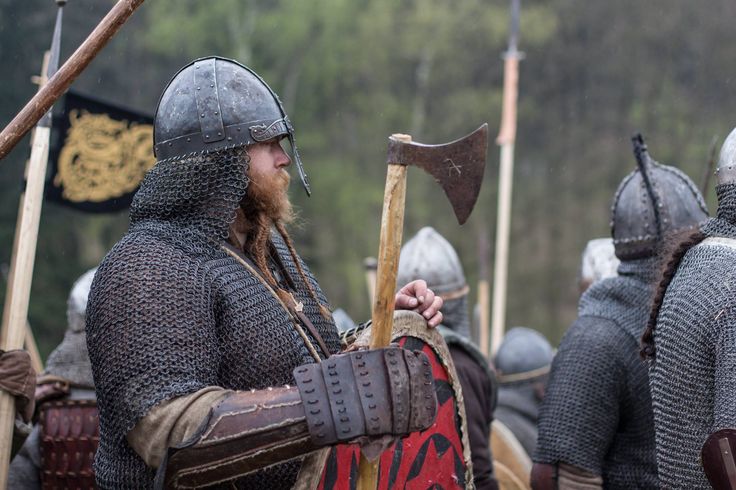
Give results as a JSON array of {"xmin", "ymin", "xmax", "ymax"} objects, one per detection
[
  {"xmin": 0, "ymin": 0, "xmax": 146, "ymax": 162},
  {"xmin": 490, "ymin": 0, "xmax": 522, "ymax": 355},
  {"xmin": 0, "ymin": 2, "xmax": 65, "ymax": 485},
  {"xmin": 477, "ymin": 228, "xmax": 490, "ymax": 354}
]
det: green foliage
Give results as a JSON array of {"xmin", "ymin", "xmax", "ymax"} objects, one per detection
[{"xmin": 1, "ymin": 0, "xmax": 734, "ymax": 358}]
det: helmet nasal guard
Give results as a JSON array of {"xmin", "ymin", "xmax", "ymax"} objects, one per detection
[{"xmin": 153, "ymin": 56, "xmax": 311, "ymax": 195}]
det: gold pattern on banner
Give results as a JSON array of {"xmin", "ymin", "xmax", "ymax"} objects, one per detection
[{"xmin": 54, "ymin": 109, "xmax": 155, "ymax": 202}]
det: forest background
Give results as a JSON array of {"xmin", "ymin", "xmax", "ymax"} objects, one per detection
[{"xmin": 1, "ymin": 0, "xmax": 734, "ymax": 358}]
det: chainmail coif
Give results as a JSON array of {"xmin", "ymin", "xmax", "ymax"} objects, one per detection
[
  {"xmin": 649, "ymin": 183, "xmax": 736, "ymax": 489},
  {"xmin": 87, "ymin": 147, "xmax": 341, "ymax": 489},
  {"xmin": 534, "ymin": 258, "xmax": 658, "ymax": 488}
]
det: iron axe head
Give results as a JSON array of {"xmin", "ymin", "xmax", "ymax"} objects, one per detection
[{"xmin": 385, "ymin": 124, "xmax": 488, "ymax": 224}]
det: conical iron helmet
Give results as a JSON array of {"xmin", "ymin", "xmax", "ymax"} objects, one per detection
[
  {"xmin": 153, "ymin": 56, "xmax": 311, "ymax": 195},
  {"xmin": 610, "ymin": 135, "xmax": 708, "ymax": 260},
  {"xmin": 397, "ymin": 227, "xmax": 468, "ymax": 300}
]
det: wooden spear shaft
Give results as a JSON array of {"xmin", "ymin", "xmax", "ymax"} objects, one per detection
[
  {"xmin": 0, "ymin": 0, "xmax": 145, "ymax": 161},
  {"xmin": 490, "ymin": 22, "xmax": 521, "ymax": 355}
]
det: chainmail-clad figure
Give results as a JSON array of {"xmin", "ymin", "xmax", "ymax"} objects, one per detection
[
  {"xmin": 643, "ymin": 127, "xmax": 736, "ymax": 489},
  {"xmin": 531, "ymin": 136, "xmax": 709, "ymax": 489},
  {"xmin": 493, "ymin": 327, "xmax": 553, "ymax": 459},
  {"xmin": 86, "ymin": 57, "xmax": 444, "ymax": 489},
  {"xmin": 8, "ymin": 268, "xmax": 99, "ymax": 489},
  {"xmin": 397, "ymin": 226, "xmax": 498, "ymax": 490}
]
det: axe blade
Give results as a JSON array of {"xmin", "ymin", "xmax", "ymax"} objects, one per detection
[{"xmin": 387, "ymin": 124, "xmax": 488, "ymax": 224}]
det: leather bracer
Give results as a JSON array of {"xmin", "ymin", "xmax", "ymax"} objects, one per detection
[{"xmin": 158, "ymin": 347, "xmax": 437, "ymax": 489}]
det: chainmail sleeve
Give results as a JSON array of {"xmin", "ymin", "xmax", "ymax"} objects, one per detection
[
  {"xmin": 713, "ymin": 313, "xmax": 736, "ymax": 432},
  {"xmin": 86, "ymin": 231, "xmax": 220, "ymax": 487},
  {"xmin": 534, "ymin": 316, "xmax": 625, "ymax": 476}
]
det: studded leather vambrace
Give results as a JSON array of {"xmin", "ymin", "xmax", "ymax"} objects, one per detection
[{"xmin": 158, "ymin": 346, "xmax": 437, "ymax": 489}]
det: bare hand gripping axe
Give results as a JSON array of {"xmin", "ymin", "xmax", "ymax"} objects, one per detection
[{"xmin": 358, "ymin": 124, "xmax": 488, "ymax": 489}]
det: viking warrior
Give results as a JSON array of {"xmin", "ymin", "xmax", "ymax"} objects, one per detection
[
  {"xmin": 8, "ymin": 268, "xmax": 99, "ymax": 489},
  {"xmin": 493, "ymin": 326, "xmax": 552, "ymax": 459},
  {"xmin": 531, "ymin": 137, "xmax": 709, "ymax": 489},
  {"xmin": 397, "ymin": 226, "xmax": 498, "ymax": 490},
  {"xmin": 643, "ymin": 127, "xmax": 736, "ymax": 489},
  {"xmin": 86, "ymin": 57, "xmax": 445, "ymax": 489}
]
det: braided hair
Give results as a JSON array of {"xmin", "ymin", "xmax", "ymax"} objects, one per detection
[{"xmin": 641, "ymin": 229, "xmax": 706, "ymax": 359}]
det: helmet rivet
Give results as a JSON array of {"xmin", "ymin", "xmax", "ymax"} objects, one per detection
[
  {"xmin": 237, "ymin": 127, "xmax": 241, "ymax": 132},
  {"xmin": 227, "ymin": 137, "xmax": 232, "ymax": 141},
  {"xmin": 201, "ymin": 114, "xmax": 205, "ymax": 118},
  {"xmin": 214, "ymin": 111, "xmax": 218, "ymax": 115},
  {"xmin": 197, "ymin": 87, "xmax": 200, "ymax": 91},
  {"xmin": 186, "ymin": 137, "xmax": 191, "ymax": 142},
  {"xmin": 210, "ymin": 84, "xmax": 214, "ymax": 88},
  {"xmin": 205, "ymin": 135, "xmax": 209, "ymax": 139},
  {"xmin": 168, "ymin": 142, "xmax": 172, "ymax": 146},
  {"xmin": 217, "ymin": 132, "xmax": 222, "ymax": 137}
]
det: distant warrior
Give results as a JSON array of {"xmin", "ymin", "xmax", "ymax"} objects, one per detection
[
  {"xmin": 8, "ymin": 268, "xmax": 99, "ymax": 489},
  {"xmin": 531, "ymin": 137, "xmax": 708, "ymax": 489},
  {"xmin": 493, "ymin": 326, "xmax": 553, "ymax": 459},
  {"xmin": 86, "ymin": 57, "xmax": 445, "ymax": 488},
  {"xmin": 397, "ymin": 226, "xmax": 498, "ymax": 490},
  {"xmin": 643, "ymin": 127, "xmax": 736, "ymax": 489}
]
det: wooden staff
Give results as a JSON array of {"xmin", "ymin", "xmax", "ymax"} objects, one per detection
[
  {"xmin": 491, "ymin": 0, "xmax": 523, "ymax": 355},
  {"xmin": 477, "ymin": 228, "xmax": 491, "ymax": 355},
  {"xmin": 0, "ymin": 3, "xmax": 64, "ymax": 484},
  {"xmin": 0, "ymin": 0, "xmax": 145, "ymax": 161}
]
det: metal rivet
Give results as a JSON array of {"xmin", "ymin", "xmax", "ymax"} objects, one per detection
[
  {"xmin": 197, "ymin": 87, "xmax": 201, "ymax": 90},
  {"xmin": 217, "ymin": 132, "xmax": 222, "ymax": 136},
  {"xmin": 186, "ymin": 137, "xmax": 191, "ymax": 142},
  {"xmin": 205, "ymin": 135, "xmax": 210, "ymax": 139},
  {"xmin": 227, "ymin": 136, "xmax": 232, "ymax": 141},
  {"xmin": 340, "ymin": 416, "xmax": 349, "ymax": 422},
  {"xmin": 201, "ymin": 113, "xmax": 205, "ymax": 118},
  {"xmin": 214, "ymin": 111, "xmax": 219, "ymax": 115}
]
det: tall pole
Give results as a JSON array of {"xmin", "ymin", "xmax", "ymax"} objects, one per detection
[
  {"xmin": 477, "ymin": 228, "xmax": 490, "ymax": 355},
  {"xmin": 490, "ymin": 0, "xmax": 522, "ymax": 355},
  {"xmin": 0, "ymin": 2, "xmax": 64, "ymax": 485}
]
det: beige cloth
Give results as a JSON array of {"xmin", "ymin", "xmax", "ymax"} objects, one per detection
[
  {"xmin": 126, "ymin": 386, "xmax": 231, "ymax": 468},
  {"xmin": 557, "ymin": 463, "xmax": 603, "ymax": 490}
]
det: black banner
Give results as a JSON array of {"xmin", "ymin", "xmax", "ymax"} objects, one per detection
[{"xmin": 46, "ymin": 91, "xmax": 155, "ymax": 213}]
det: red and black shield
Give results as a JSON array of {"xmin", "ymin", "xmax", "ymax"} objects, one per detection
[{"xmin": 316, "ymin": 335, "xmax": 470, "ymax": 489}]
